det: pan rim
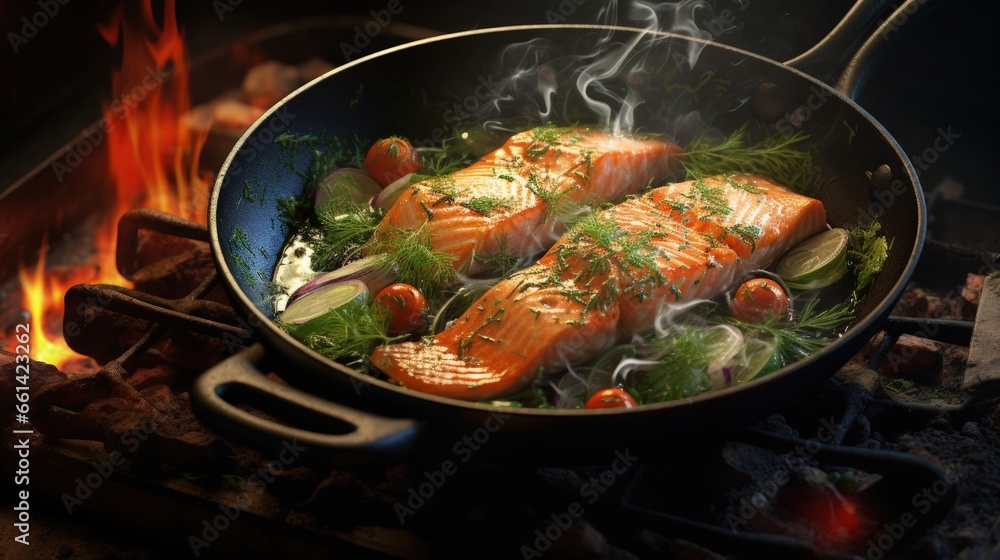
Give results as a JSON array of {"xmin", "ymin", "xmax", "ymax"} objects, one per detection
[{"xmin": 208, "ymin": 23, "xmax": 927, "ymax": 419}]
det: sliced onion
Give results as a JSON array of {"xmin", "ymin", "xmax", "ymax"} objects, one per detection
[
  {"xmin": 316, "ymin": 168, "xmax": 382, "ymax": 209},
  {"xmin": 278, "ymin": 280, "xmax": 369, "ymax": 325},
  {"xmin": 729, "ymin": 337, "xmax": 777, "ymax": 386},
  {"xmin": 286, "ymin": 255, "xmax": 395, "ymax": 306},
  {"xmin": 703, "ymin": 325, "xmax": 745, "ymax": 389},
  {"xmin": 373, "ymin": 172, "xmax": 420, "ymax": 212}
]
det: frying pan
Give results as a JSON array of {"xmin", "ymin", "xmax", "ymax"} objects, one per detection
[{"xmin": 193, "ymin": 1, "xmax": 932, "ymax": 463}]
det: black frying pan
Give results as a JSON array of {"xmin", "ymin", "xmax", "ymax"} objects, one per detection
[{"xmin": 193, "ymin": 1, "xmax": 931, "ymax": 463}]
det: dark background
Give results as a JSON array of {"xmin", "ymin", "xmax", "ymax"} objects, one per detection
[{"xmin": 0, "ymin": 0, "xmax": 994, "ymax": 204}]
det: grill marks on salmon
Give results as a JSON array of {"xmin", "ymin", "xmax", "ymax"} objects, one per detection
[
  {"xmin": 371, "ymin": 174, "xmax": 827, "ymax": 401},
  {"xmin": 375, "ymin": 125, "xmax": 683, "ymax": 273}
]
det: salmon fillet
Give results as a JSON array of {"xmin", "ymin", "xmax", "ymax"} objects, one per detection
[
  {"xmin": 371, "ymin": 174, "xmax": 826, "ymax": 401},
  {"xmin": 375, "ymin": 125, "xmax": 684, "ymax": 273}
]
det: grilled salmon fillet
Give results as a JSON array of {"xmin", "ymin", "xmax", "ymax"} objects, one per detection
[
  {"xmin": 371, "ymin": 174, "xmax": 826, "ymax": 401},
  {"xmin": 375, "ymin": 125, "xmax": 683, "ymax": 273}
]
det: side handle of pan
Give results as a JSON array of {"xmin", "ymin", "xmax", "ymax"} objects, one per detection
[
  {"xmin": 784, "ymin": 0, "xmax": 946, "ymax": 97},
  {"xmin": 191, "ymin": 343, "xmax": 422, "ymax": 462}
]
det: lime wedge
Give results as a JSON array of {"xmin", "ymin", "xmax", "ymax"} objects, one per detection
[
  {"xmin": 731, "ymin": 337, "xmax": 776, "ymax": 385},
  {"xmin": 775, "ymin": 228, "xmax": 849, "ymax": 290}
]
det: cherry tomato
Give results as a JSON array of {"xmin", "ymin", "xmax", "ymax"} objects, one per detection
[
  {"xmin": 363, "ymin": 136, "xmax": 421, "ymax": 187},
  {"xmin": 585, "ymin": 388, "xmax": 638, "ymax": 409},
  {"xmin": 730, "ymin": 278, "xmax": 790, "ymax": 323},
  {"xmin": 374, "ymin": 283, "xmax": 429, "ymax": 335}
]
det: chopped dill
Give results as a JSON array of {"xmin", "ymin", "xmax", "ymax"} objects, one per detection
[
  {"xmin": 525, "ymin": 172, "xmax": 583, "ymax": 221},
  {"xmin": 367, "ymin": 225, "xmax": 456, "ymax": 299},
  {"xmin": 463, "ymin": 195, "xmax": 515, "ymax": 215},
  {"xmin": 428, "ymin": 176, "xmax": 466, "ymax": 204},
  {"xmin": 230, "ymin": 227, "xmax": 252, "ymax": 253},
  {"xmin": 684, "ymin": 177, "xmax": 732, "ymax": 219},
  {"xmin": 273, "ymin": 131, "xmax": 367, "ymax": 231},
  {"xmin": 848, "ymin": 219, "xmax": 892, "ymax": 294},
  {"xmin": 473, "ymin": 235, "xmax": 522, "ymax": 277},
  {"xmin": 624, "ymin": 324, "xmax": 719, "ymax": 403},
  {"xmin": 725, "ymin": 224, "xmax": 764, "ymax": 253}
]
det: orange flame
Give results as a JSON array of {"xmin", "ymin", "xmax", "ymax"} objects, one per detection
[{"xmin": 12, "ymin": 0, "xmax": 209, "ymax": 371}]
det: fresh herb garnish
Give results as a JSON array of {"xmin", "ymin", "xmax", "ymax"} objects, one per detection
[
  {"xmin": 280, "ymin": 302, "xmax": 401, "ymax": 365},
  {"xmin": 623, "ymin": 324, "xmax": 726, "ymax": 403},
  {"xmin": 311, "ymin": 203, "xmax": 383, "ymax": 270},
  {"xmin": 848, "ymin": 219, "xmax": 892, "ymax": 294},
  {"xmin": 368, "ymin": 225, "xmax": 457, "ymax": 299},
  {"xmin": 726, "ymin": 299, "xmax": 855, "ymax": 365},
  {"xmin": 683, "ymin": 125, "xmax": 818, "ymax": 192},
  {"xmin": 463, "ymin": 195, "xmax": 515, "ymax": 215}
]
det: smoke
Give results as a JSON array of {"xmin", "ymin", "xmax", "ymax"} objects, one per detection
[{"xmin": 480, "ymin": 0, "xmax": 719, "ymax": 136}]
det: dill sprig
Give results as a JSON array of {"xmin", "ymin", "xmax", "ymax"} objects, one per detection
[
  {"xmin": 683, "ymin": 125, "xmax": 818, "ymax": 192},
  {"xmin": 311, "ymin": 202, "xmax": 383, "ymax": 270},
  {"xmin": 848, "ymin": 219, "xmax": 892, "ymax": 294},
  {"xmin": 368, "ymin": 225, "xmax": 456, "ymax": 298},
  {"xmin": 473, "ymin": 234, "xmax": 522, "ymax": 278},
  {"xmin": 726, "ymin": 299, "xmax": 855, "ymax": 365},
  {"xmin": 624, "ymin": 324, "xmax": 720, "ymax": 403},
  {"xmin": 280, "ymin": 301, "xmax": 401, "ymax": 365}
]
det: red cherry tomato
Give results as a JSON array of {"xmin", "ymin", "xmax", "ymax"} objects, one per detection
[
  {"xmin": 363, "ymin": 136, "xmax": 421, "ymax": 187},
  {"xmin": 374, "ymin": 283, "xmax": 429, "ymax": 335},
  {"xmin": 585, "ymin": 388, "xmax": 638, "ymax": 409},
  {"xmin": 730, "ymin": 278, "xmax": 790, "ymax": 323}
]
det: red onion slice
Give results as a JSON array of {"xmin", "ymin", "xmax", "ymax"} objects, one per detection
[
  {"xmin": 286, "ymin": 255, "xmax": 395, "ymax": 306},
  {"xmin": 372, "ymin": 172, "xmax": 420, "ymax": 212},
  {"xmin": 278, "ymin": 280, "xmax": 369, "ymax": 325}
]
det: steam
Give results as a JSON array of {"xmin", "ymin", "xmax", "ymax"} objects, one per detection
[{"xmin": 482, "ymin": 0, "xmax": 718, "ymax": 136}]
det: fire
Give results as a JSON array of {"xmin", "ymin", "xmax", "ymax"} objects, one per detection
[{"xmin": 12, "ymin": 0, "xmax": 209, "ymax": 371}]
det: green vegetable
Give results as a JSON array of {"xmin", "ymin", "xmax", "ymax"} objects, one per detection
[
  {"xmin": 278, "ymin": 280, "xmax": 369, "ymax": 325},
  {"xmin": 725, "ymin": 299, "xmax": 855, "ymax": 368},
  {"xmin": 311, "ymin": 203, "xmax": 383, "ymax": 270},
  {"xmin": 279, "ymin": 287, "xmax": 402, "ymax": 365},
  {"xmin": 367, "ymin": 224, "xmax": 457, "ymax": 299},
  {"xmin": 775, "ymin": 228, "xmax": 849, "ymax": 290},
  {"xmin": 682, "ymin": 125, "xmax": 820, "ymax": 193},
  {"xmin": 624, "ymin": 324, "xmax": 740, "ymax": 404},
  {"xmin": 847, "ymin": 219, "xmax": 892, "ymax": 294}
]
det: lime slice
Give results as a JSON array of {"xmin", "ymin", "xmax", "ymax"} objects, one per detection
[
  {"xmin": 730, "ymin": 337, "xmax": 776, "ymax": 385},
  {"xmin": 775, "ymin": 228, "xmax": 848, "ymax": 290}
]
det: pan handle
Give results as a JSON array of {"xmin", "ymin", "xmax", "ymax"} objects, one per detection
[
  {"xmin": 783, "ymin": 0, "xmax": 944, "ymax": 97},
  {"xmin": 191, "ymin": 343, "xmax": 422, "ymax": 462},
  {"xmin": 833, "ymin": 0, "xmax": 946, "ymax": 99}
]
